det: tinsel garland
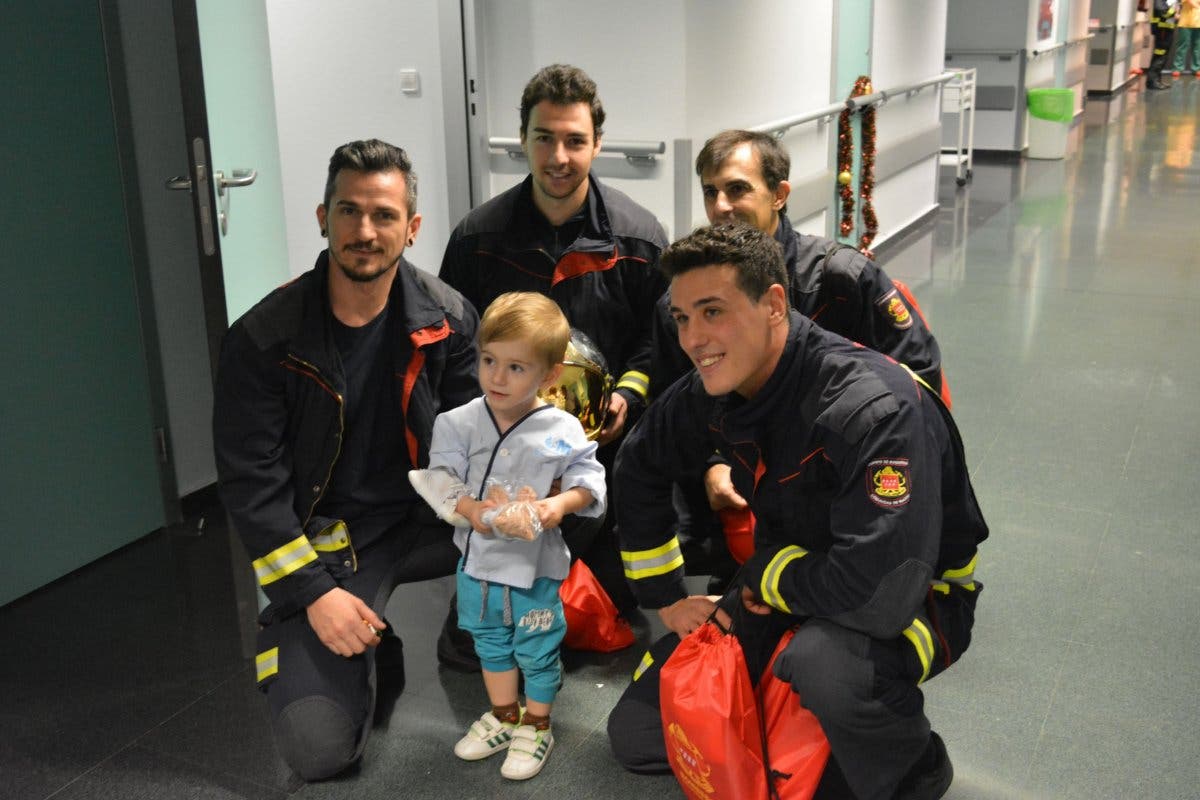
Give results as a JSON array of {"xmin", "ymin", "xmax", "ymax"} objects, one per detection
[{"xmin": 837, "ymin": 75, "xmax": 878, "ymax": 258}]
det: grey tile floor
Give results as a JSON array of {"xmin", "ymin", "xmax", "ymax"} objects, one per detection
[{"xmin": 3, "ymin": 79, "xmax": 1198, "ymax": 799}]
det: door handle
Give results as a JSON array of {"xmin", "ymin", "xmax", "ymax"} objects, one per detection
[
  {"xmin": 215, "ymin": 168, "xmax": 257, "ymax": 195},
  {"xmin": 213, "ymin": 168, "xmax": 258, "ymax": 235}
]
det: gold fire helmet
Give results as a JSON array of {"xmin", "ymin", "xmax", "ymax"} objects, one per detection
[{"xmin": 539, "ymin": 329, "xmax": 613, "ymax": 441}]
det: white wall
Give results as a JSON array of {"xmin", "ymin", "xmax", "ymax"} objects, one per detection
[
  {"xmin": 267, "ymin": 1, "xmax": 954, "ymax": 254},
  {"xmin": 871, "ymin": 0, "xmax": 946, "ymax": 246},
  {"xmin": 265, "ymin": 0, "xmax": 462, "ymax": 275},
  {"xmin": 473, "ymin": 0, "xmax": 836, "ymax": 240},
  {"xmin": 685, "ymin": 0, "xmax": 834, "ymax": 233},
  {"xmin": 475, "ymin": 0, "xmax": 686, "ymax": 235}
]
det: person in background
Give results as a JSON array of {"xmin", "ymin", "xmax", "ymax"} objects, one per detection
[{"xmin": 438, "ymin": 64, "xmax": 668, "ymax": 656}]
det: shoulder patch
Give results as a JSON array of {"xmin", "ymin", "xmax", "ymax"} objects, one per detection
[
  {"xmin": 875, "ymin": 288, "xmax": 914, "ymax": 330},
  {"xmin": 866, "ymin": 458, "xmax": 911, "ymax": 507}
]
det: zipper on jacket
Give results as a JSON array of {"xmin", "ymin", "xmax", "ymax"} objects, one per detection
[{"xmin": 287, "ymin": 353, "xmax": 354, "ymax": 571}]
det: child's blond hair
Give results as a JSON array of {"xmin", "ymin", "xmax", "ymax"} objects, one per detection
[{"xmin": 478, "ymin": 292, "xmax": 571, "ymax": 368}]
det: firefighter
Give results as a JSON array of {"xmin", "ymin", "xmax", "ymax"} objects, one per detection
[{"xmin": 608, "ymin": 223, "xmax": 987, "ymax": 800}]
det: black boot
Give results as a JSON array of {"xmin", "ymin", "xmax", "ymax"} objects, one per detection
[
  {"xmin": 436, "ymin": 596, "xmax": 481, "ymax": 673},
  {"xmin": 893, "ymin": 731, "xmax": 954, "ymax": 800}
]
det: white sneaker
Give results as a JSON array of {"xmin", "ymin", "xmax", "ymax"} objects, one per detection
[
  {"xmin": 500, "ymin": 724, "xmax": 554, "ymax": 780},
  {"xmin": 453, "ymin": 711, "xmax": 519, "ymax": 761}
]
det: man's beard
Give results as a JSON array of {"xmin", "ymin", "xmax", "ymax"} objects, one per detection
[{"xmin": 333, "ymin": 249, "xmax": 399, "ymax": 283}]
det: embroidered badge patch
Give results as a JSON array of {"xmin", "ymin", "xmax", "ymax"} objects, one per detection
[
  {"xmin": 867, "ymin": 458, "xmax": 911, "ymax": 507},
  {"xmin": 875, "ymin": 289, "xmax": 914, "ymax": 330}
]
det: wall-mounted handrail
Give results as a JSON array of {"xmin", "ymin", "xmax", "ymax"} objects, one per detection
[
  {"xmin": 750, "ymin": 102, "xmax": 846, "ymax": 137},
  {"xmin": 945, "ymin": 48, "xmax": 1023, "ymax": 57},
  {"xmin": 847, "ymin": 71, "xmax": 957, "ymax": 109},
  {"xmin": 1031, "ymin": 32, "xmax": 1097, "ymax": 58},
  {"xmin": 752, "ymin": 72, "xmax": 956, "ymax": 138},
  {"xmin": 487, "ymin": 137, "xmax": 665, "ymax": 163}
]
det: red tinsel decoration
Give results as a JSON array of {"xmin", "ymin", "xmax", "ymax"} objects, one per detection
[{"xmin": 837, "ymin": 75, "xmax": 878, "ymax": 259}]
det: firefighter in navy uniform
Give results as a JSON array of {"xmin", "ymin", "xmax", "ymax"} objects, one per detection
[
  {"xmin": 214, "ymin": 140, "xmax": 479, "ymax": 781},
  {"xmin": 649, "ymin": 129, "xmax": 948, "ymax": 597},
  {"xmin": 607, "ymin": 224, "xmax": 987, "ymax": 800},
  {"xmin": 439, "ymin": 64, "xmax": 668, "ymax": 634},
  {"xmin": 1148, "ymin": 0, "xmax": 1180, "ymax": 89}
]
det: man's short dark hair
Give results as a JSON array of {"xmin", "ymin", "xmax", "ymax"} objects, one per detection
[
  {"xmin": 695, "ymin": 129, "xmax": 791, "ymax": 192},
  {"xmin": 519, "ymin": 64, "xmax": 606, "ymax": 139},
  {"xmin": 323, "ymin": 139, "xmax": 417, "ymax": 215},
  {"xmin": 660, "ymin": 223, "xmax": 789, "ymax": 300}
]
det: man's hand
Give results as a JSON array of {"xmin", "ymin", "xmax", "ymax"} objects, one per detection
[
  {"xmin": 658, "ymin": 595, "xmax": 718, "ymax": 637},
  {"xmin": 306, "ymin": 587, "xmax": 385, "ymax": 657},
  {"xmin": 704, "ymin": 463, "xmax": 748, "ymax": 511},
  {"xmin": 740, "ymin": 585, "xmax": 772, "ymax": 615},
  {"xmin": 596, "ymin": 392, "xmax": 629, "ymax": 446}
]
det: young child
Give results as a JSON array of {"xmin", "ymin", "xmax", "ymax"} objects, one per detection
[{"xmin": 409, "ymin": 291, "xmax": 606, "ymax": 780}]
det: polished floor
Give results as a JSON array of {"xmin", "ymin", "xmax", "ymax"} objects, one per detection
[{"xmin": 4, "ymin": 78, "xmax": 1199, "ymax": 800}]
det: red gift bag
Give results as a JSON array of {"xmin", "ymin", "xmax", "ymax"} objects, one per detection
[
  {"xmin": 758, "ymin": 630, "xmax": 831, "ymax": 800},
  {"xmin": 661, "ymin": 623, "xmax": 830, "ymax": 800},
  {"xmin": 559, "ymin": 559, "xmax": 634, "ymax": 652},
  {"xmin": 660, "ymin": 622, "xmax": 767, "ymax": 799}
]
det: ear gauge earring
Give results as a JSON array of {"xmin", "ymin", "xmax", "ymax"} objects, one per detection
[
  {"xmin": 407, "ymin": 238, "xmax": 414, "ymax": 247},
  {"xmin": 320, "ymin": 229, "xmax": 327, "ymax": 237}
]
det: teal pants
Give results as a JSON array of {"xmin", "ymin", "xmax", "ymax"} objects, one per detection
[{"xmin": 1173, "ymin": 27, "xmax": 1200, "ymax": 72}]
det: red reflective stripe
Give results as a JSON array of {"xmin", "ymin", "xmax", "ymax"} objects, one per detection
[
  {"xmin": 400, "ymin": 350, "xmax": 425, "ymax": 465},
  {"xmin": 399, "ymin": 320, "xmax": 452, "ymax": 465},
  {"xmin": 778, "ymin": 448, "xmax": 825, "ymax": 483},
  {"xmin": 410, "ymin": 319, "xmax": 451, "ymax": 348},
  {"xmin": 754, "ymin": 454, "xmax": 767, "ymax": 492},
  {"xmin": 552, "ymin": 247, "xmax": 647, "ymax": 286}
]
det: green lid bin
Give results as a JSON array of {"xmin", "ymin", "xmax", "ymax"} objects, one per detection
[{"xmin": 1027, "ymin": 88, "xmax": 1074, "ymax": 123}]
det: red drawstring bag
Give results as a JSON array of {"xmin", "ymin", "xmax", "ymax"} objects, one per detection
[
  {"xmin": 559, "ymin": 559, "xmax": 634, "ymax": 652},
  {"xmin": 661, "ymin": 623, "xmax": 830, "ymax": 799},
  {"xmin": 661, "ymin": 622, "xmax": 767, "ymax": 799},
  {"xmin": 757, "ymin": 630, "xmax": 831, "ymax": 800}
]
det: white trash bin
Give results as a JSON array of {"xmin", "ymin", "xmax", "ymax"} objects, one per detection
[{"xmin": 1026, "ymin": 88, "xmax": 1074, "ymax": 160}]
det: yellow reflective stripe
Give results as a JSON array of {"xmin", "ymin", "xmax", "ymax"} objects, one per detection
[
  {"xmin": 621, "ymin": 536, "xmax": 684, "ymax": 580},
  {"xmin": 903, "ymin": 619, "xmax": 934, "ymax": 684},
  {"xmin": 256, "ymin": 646, "xmax": 279, "ymax": 682},
  {"xmin": 310, "ymin": 520, "xmax": 350, "ymax": 552},
  {"xmin": 633, "ymin": 650, "xmax": 654, "ymax": 682},
  {"xmin": 941, "ymin": 553, "xmax": 978, "ymax": 590},
  {"xmin": 759, "ymin": 545, "xmax": 808, "ymax": 614},
  {"xmin": 930, "ymin": 582, "xmax": 951, "ymax": 595},
  {"xmin": 252, "ymin": 534, "xmax": 319, "ymax": 586},
  {"xmin": 616, "ymin": 369, "xmax": 650, "ymax": 400}
]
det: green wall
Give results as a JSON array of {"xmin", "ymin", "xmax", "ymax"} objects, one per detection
[{"xmin": 0, "ymin": 2, "xmax": 166, "ymax": 605}]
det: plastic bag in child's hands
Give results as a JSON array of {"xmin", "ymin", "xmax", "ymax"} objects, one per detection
[{"xmin": 480, "ymin": 479, "xmax": 543, "ymax": 541}]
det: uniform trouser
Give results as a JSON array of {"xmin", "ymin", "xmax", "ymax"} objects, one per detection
[
  {"xmin": 1172, "ymin": 27, "xmax": 1200, "ymax": 71},
  {"xmin": 1151, "ymin": 23, "xmax": 1177, "ymax": 76},
  {"xmin": 254, "ymin": 506, "xmax": 459, "ymax": 781},
  {"xmin": 608, "ymin": 585, "xmax": 980, "ymax": 800}
]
